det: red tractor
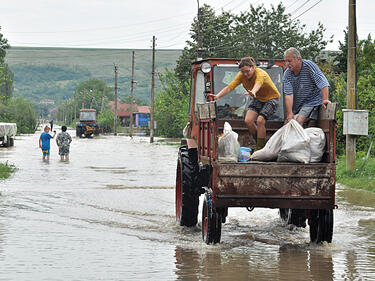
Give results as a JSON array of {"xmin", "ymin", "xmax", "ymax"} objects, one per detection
[{"xmin": 176, "ymin": 58, "xmax": 337, "ymax": 244}]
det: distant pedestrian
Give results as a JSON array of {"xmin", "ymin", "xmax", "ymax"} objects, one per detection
[
  {"xmin": 49, "ymin": 120, "xmax": 54, "ymax": 131},
  {"xmin": 39, "ymin": 126, "xmax": 56, "ymax": 161},
  {"xmin": 56, "ymin": 125, "xmax": 72, "ymax": 161}
]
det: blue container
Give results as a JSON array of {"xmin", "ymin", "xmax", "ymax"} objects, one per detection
[{"xmin": 238, "ymin": 147, "xmax": 253, "ymax": 162}]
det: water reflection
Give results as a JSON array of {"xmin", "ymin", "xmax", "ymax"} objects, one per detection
[
  {"xmin": 174, "ymin": 244, "xmax": 337, "ymax": 281},
  {"xmin": 1, "ymin": 130, "xmax": 375, "ymax": 280}
]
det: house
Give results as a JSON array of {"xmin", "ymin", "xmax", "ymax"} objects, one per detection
[{"xmin": 108, "ymin": 101, "xmax": 150, "ymax": 127}]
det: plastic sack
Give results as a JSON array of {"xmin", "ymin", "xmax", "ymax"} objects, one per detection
[
  {"xmin": 277, "ymin": 119, "xmax": 311, "ymax": 163},
  {"xmin": 218, "ymin": 122, "xmax": 240, "ymax": 162},
  {"xmin": 250, "ymin": 125, "xmax": 285, "ymax": 161},
  {"xmin": 238, "ymin": 147, "xmax": 253, "ymax": 162},
  {"xmin": 305, "ymin": 127, "xmax": 326, "ymax": 163}
]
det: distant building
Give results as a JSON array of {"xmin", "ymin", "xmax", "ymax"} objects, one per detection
[
  {"xmin": 108, "ymin": 101, "xmax": 150, "ymax": 127},
  {"xmin": 38, "ymin": 99, "xmax": 55, "ymax": 105}
]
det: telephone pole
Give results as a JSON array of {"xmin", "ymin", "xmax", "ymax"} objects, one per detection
[
  {"xmin": 81, "ymin": 90, "xmax": 85, "ymax": 108},
  {"xmin": 346, "ymin": 0, "xmax": 357, "ymax": 170},
  {"xmin": 101, "ymin": 87, "xmax": 105, "ymax": 113},
  {"xmin": 130, "ymin": 51, "xmax": 135, "ymax": 138},
  {"xmin": 196, "ymin": 0, "xmax": 203, "ymax": 59},
  {"xmin": 150, "ymin": 36, "xmax": 156, "ymax": 143},
  {"xmin": 114, "ymin": 64, "xmax": 118, "ymax": 136}
]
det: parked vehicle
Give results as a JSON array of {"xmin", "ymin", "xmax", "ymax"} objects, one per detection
[
  {"xmin": 76, "ymin": 109, "xmax": 100, "ymax": 138},
  {"xmin": 175, "ymin": 58, "xmax": 337, "ymax": 244},
  {"xmin": 0, "ymin": 122, "xmax": 17, "ymax": 147}
]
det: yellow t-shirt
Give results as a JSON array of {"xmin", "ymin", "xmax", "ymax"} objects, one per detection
[{"xmin": 227, "ymin": 68, "xmax": 280, "ymax": 102}]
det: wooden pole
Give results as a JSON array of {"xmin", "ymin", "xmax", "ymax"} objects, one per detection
[
  {"xmin": 114, "ymin": 64, "xmax": 118, "ymax": 136},
  {"xmin": 346, "ymin": 0, "xmax": 356, "ymax": 171},
  {"xmin": 150, "ymin": 36, "xmax": 156, "ymax": 143},
  {"xmin": 130, "ymin": 51, "xmax": 135, "ymax": 137}
]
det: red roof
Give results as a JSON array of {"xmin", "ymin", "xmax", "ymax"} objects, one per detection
[{"xmin": 108, "ymin": 101, "xmax": 150, "ymax": 117}]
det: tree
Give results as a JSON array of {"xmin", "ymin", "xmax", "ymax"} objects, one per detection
[
  {"xmin": 155, "ymin": 70, "xmax": 189, "ymax": 138},
  {"xmin": 0, "ymin": 26, "xmax": 13, "ymax": 104},
  {"xmin": 175, "ymin": 3, "xmax": 332, "ymax": 84},
  {"xmin": 0, "ymin": 26, "xmax": 10, "ymax": 63},
  {"xmin": 0, "ymin": 96, "xmax": 37, "ymax": 133},
  {"xmin": 97, "ymin": 109, "xmax": 116, "ymax": 133},
  {"xmin": 0, "ymin": 63, "xmax": 13, "ymax": 104}
]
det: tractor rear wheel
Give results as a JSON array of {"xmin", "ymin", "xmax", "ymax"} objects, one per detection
[
  {"xmin": 175, "ymin": 146, "xmax": 199, "ymax": 227},
  {"xmin": 308, "ymin": 209, "xmax": 333, "ymax": 243},
  {"xmin": 202, "ymin": 191, "xmax": 222, "ymax": 244},
  {"xmin": 279, "ymin": 208, "xmax": 307, "ymax": 228}
]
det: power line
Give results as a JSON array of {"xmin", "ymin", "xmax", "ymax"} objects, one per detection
[
  {"xmin": 290, "ymin": 0, "xmax": 311, "ymax": 15},
  {"xmin": 292, "ymin": 0, "xmax": 322, "ymax": 20},
  {"xmin": 286, "ymin": 0, "xmax": 302, "ymax": 10}
]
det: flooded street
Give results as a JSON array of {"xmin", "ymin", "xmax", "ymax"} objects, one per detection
[{"xmin": 0, "ymin": 126, "xmax": 374, "ymax": 281}]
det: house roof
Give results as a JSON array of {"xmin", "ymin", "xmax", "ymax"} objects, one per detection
[{"xmin": 108, "ymin": 101, "xmax": 150, "ymax": 117}]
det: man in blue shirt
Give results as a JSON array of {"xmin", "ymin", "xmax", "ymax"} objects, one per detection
[
  {"xmin": 283, "ymin": 47, "xmax": 331, "ymax": 125},
  {"xmin": 39, "ymin": 125, "xmax": 56, "ymax": 161}
]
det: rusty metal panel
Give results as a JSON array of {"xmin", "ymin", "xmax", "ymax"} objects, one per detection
[
  {"xmin": 318, "ymin": 103, "xmax": 338, "ymax": 120},
  {"xmin": 212, "ymin": 162, "xmax": 336, "ymax": 208},
  {"xmin": 197, "ymin": 102, "xmax": 217, "ymax": 120},
  {"xmin": 197, "ymin": 103, "xmax": 210, "ymax": 120}
]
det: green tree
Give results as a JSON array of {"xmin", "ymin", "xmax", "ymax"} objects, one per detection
[
  {"xmin": 0, "ymin": 26, "xmax": 13, "ymax": 104},
  {"xmin": 0, "ymin": 96, "xmax": 37, "ymax": 133},
  {"xmin": 176, "ymin": 3, "xmax": 332, "ymax": 84},
  {"xmin": 97, "ymin": 109, "xmax": 117, "ymax": 133},
  {"xmin": 73, "ymin": 78, "xmax": 113, "ymax": 113},
  {"xmin": 0, "ymin": 63, "xmax": 13, "ymax": 104},
  {"xmin": 155, "ymin": 70, "xmax": 189, "ymax": 138}
]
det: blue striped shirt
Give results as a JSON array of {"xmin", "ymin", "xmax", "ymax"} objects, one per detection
[{"xmin": 283, "ymin": 60, "xmax": 329, "ymax": 114}]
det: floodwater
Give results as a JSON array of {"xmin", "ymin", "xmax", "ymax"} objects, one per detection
[{"xmin": 0, "ymin": 125, "xmax": 374, "ymax": 281}]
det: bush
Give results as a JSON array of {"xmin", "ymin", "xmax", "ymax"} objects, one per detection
[{"xmin": 0, "ymin": 96, "xmax": 37, "ymax": 133}]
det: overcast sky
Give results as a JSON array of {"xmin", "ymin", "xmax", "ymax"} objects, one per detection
[{"xmin": 1, "ymin": 0, "xmax": 374, "ymax": 51}]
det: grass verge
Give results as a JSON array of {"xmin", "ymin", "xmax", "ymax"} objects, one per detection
[
  {"xmin": 336, "ymin": 156, "xmax": 375, "ymax": 193},
  {"xmin": 0, "ymin": 162, "xmax": 16, "ymax": 180}
]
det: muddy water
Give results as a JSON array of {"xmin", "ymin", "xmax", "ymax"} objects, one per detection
[{"xmin": 0, "ymin": 126, "xmax": 374, "ymax": 281}]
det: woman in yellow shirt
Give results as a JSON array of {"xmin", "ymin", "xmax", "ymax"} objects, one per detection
[{"xmin": 208, "ymin": 57, "xmax": 280, "ymax": 150}]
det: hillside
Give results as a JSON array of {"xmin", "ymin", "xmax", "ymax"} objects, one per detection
[{"xmin": 5, "ymin": 47, "xmax": 182, "ymax": 104}]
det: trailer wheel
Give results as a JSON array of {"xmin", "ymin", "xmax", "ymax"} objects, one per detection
[
  {"xmin": 9, "ymin": 137, "xmax": 14, "ymax": 147},
  {"xmin": 279, "ymin": 208, "xmax": 307, "ymax": 228},
  {"xmin": 76, "ymin": 127, "xmax": 82, "ymax": 138},
  {"xmin": 202, "ymin": 191, "xmax": 221, "ymax": 244},
  {"xmin": 308, "ymin": 209, "xmax": 333, "ymax": 243},
  {"xmin": 175, "ymin": 146, "xmax": 199, "ymax": 227}
]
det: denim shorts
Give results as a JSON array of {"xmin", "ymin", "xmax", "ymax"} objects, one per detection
[
  {"xmin": 297, "ymin": 106, "xmax": 319, "ymax": 120},
  {"xmin": 247, "ymin": 98, "xmax": 279, "ymax": 120}
]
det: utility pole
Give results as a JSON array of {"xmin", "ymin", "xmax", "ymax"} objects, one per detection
[
  {"xmin": 130, "ymin": 51, "xmax": 135, "ymax": 138},
  {"xmin": 150, "ymin": 36, "xmax": 156, "ymax": 143},
  {"xmin": 346, "ymin": 0, "xmax": 357, "ymax": 170},
  {"xmin": 196, "ymin": 0, "xmax": 203, "ymax": 60},
  {"xmin": 81, "ymin": 91, "xmax": 85, "ymax": 109},
  {"xmin": 101, "ymin": 87, "xmax": 105, "ymax": 113},
  {"xmin": 114, "ymin": 64, "xmax": 118, "ymax": 136}
]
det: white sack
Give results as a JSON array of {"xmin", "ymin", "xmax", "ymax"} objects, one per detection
[
  {"xmin": 305, "ymin": 127, "xmax": 326, "ymax": 163},
  {"xmin": 218, "ymin": 122, "xmax": 240, "ymax": 162},
  {"xmin": 277, "ymin": 119, "xmax": 311, "ymax": 163},
  {"xmin": 250, "ymin": 124, "xmax": 285, "ymax": 161}
]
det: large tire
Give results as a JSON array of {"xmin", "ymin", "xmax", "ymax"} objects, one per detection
[
  {"xmin": 279, "ymin": 208, "xmax": 307, "ymax": 228},
  {"xmin": 202, "ymin": 191, "xmax": 222, "ymax": 244},
  {"xmin": 308, "ymin": 209, "xmax": 333, "ymax": 243},
  {"xmin": 76, "ymin": 127, "xmax": 82, "ymax": 138},
  {"xmin": 175, "ymin": 146, "xmax": 199, "ymax": 227},
  {"xmin": 9, "ymin": 137, "xmax": 14, "ymax": 147}
]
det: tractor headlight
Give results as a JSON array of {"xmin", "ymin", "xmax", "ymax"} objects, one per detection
[{"xmin": 201, "ymin": 62, "xmax": 212, "ymax": 73}]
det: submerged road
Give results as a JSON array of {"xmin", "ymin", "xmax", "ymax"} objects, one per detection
[{"xmin": 0, "ymin": 125, "xmax": 374, "ymax": 280}]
